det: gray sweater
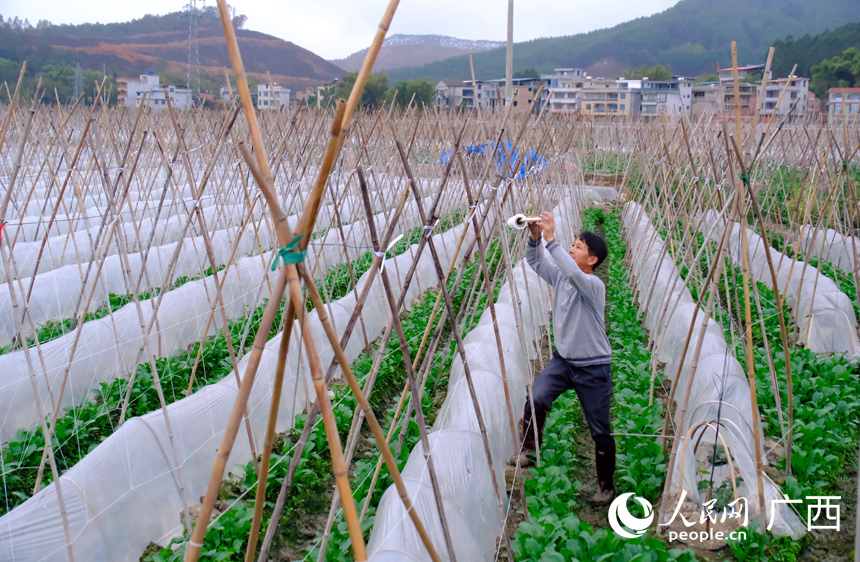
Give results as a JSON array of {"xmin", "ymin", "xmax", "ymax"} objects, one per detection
[{"xmin": 526, "ymin": 237, "xmax": 611, "ymax": 366}]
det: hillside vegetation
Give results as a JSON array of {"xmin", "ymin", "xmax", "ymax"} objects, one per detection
[
  {"xmin": 772, "ymin": 21, "xmax": 860, "ymax": 78},
  {"xmin": 385, "ymin": 0, "xmax": 860, "ymax": 82},
  {"xmin": 0, "ymin": 9, "xmax": 344, "ymax": 102}
]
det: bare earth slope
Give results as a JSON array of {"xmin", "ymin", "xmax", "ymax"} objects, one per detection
[
  {"xmin": 2, "ymin": 22, "xmax": 345, "ymax": 91},
  {"xmin": 331, "ymin": 34, "xmax": 504, "ymax": 73}
]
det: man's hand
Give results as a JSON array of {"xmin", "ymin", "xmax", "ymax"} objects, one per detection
[
  {"xmin": 538, "ymin": 211, "xmax": 556, "ymax": 243},
  {"xmin": 527, "ymin": 216, "xmax": 542, "ymax": 241}
]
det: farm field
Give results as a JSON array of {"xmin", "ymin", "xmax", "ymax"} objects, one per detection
[{"xmin": 0, "ymin": 12, "xmax": 858, "ymax": 562}]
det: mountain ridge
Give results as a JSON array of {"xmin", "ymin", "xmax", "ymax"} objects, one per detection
[{"xmin": 383, "ymin": 0, "xmax": 860, "ymax": 82}]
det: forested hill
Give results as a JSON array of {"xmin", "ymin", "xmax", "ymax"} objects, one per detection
[
  {"xmin": 386, "ymin": 0, "xmax": 860, "ymax": 82},
  {"xmin": 771, "ymin": 22, "xmax": 860, "ymax": 78},
  {"xmin": 0, "ymin": 9, "xmax": 345, "ymax": 97}
]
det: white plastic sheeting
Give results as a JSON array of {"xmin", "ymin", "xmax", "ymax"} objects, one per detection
[
  {"xmin": 365, "ymin": 196, "xmax": 584, "ymax": 561},
  {"xmin": 1, "ymin": 201, "xmax": 248, "ymax": 280},
  {"xmin": 579, "ymin": 185, "xmax": 620, "ymax": 204},
  {"xmin": 0, "ymin": 185, "xmax": 422, "ymax": 345},
  {"xmin": 698, "ymin": 211, "xmax": 860, "ymax": 355},
  {"xmin": 0, "ymin": 189, "xmax": 474, "ymax": 443},
  {"xmin": 798, "ymin": 226, "xmax": 860, "ymax": 275},
  {"xmin": 0, "ymin": 212, "xmax": 493, "ymax": 562},
  {"xmin": 4, "ymin": 168, "xmax": 419, "ymax": 235},
  {"xmin": 4, "ymin": 194, "xmax": 221, "ymax": 243},
  {"xmin": 0, "ymin": 179, "xmax": 407, "ymax": 280},
  {"xmin": 624, "ymin": 203, "xmax": 805, "ymax": 539}
]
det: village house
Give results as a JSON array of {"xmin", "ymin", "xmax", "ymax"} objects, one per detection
[
  {"xmin": 639, "ymin": 78, "xmax": 692, "ymax": 118},
  {"xmin": 117, "ymin": 72, "xmax": 193, "ymax": 110},
  {"xmin": 257, "ymin": 84, "xmax": 290, "ymax": 110},
  {"xmin": 827, "ymin": 88, "xmax": 860, "ymax": 125},
  {"xmin": 540, "ymin": 68, "xmax": 587, "ymax": 114}
]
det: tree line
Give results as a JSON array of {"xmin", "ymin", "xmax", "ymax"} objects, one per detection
[{"xmin": 318, "ymin": 73, "xmax": 435, "ymax": 109}]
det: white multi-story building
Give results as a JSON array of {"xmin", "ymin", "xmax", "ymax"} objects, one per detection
[
  {"xmin": 145, "ymin": 84, "xmax": 193, "ymax": 110},
  {"xmin": 474, "ymin": 80, "xmax": 499, "ymax": 109},
  {"xmin": 118, "ymin": 72, "xmax": 160, "ymax": 108},
  {"xmin": 540, "ymin": 68, "xmax": 587, "ymax": 113},
  {"xmin": 485, "ymin": 77, "xmax": 541, "ymax": 113},
  {"xmin": 759, "ymin": 76, "xmax": 808, "ymax": 119},
  {"xmin": 257, "ymin": 84, "xmax": 290, "ymax": 110},
  {"xmin": 579, "ymin": 79, "xmax": 641, "ymax": 118},
  {"xmin": 692, "ymin": 74, "xmax": 811, "ymax": 120},
  {"xmin": 639, "ymin": 78, "xmax": 692, "ymax": 119},
  {"xmin": 117, "ymin": 72, "xmax": 193, "ymax": 110}
]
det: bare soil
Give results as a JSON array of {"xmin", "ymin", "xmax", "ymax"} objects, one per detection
[
  {"xmin": 798, "ymin": 469, "xmax": 857, "ymax": 562},
  {"xmin": 584, "ymin": 172, "xmax": 625, "ymax": 188}
]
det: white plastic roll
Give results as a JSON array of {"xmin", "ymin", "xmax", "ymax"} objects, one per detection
[{"xmin": 507, "ymin": 214, "xmax": 529, "ymax": 229}]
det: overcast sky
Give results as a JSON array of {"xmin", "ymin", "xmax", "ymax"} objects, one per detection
[{"xmin": 3, "ymin": 0, "xmax": 680, "ymax": 60}]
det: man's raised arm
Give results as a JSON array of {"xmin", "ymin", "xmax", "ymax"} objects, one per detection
[
  {"xmin": 537, "ymin": 211, "xmax": 601, "ymax": 304},
  {"xmin": 526, "ymin": 237, "xmax": 559, "ymax": 286},
  {"xmin": 525, "ymin": 214, "xmax": 559, "ymax": 285}
]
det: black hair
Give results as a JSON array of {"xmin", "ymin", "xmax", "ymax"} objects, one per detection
[{"xmin": 578, "ymin": 231, "xmax": 608, "ymax": 269}]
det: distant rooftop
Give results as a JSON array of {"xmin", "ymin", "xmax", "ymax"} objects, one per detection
[
  {"xmin": 438, "ymin": 79, "xmax": 472, "ymax": 87},
  {"xmin": 720, "ymin": 64, "xmax": 766, "ymax": 71},
  {"xmin": 484, "ymin": 77, "xmax": 539, "ymax": 84}
]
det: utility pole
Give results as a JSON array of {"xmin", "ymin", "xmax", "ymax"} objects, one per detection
[
  {"xmin": 505, "ymin": 0, "xmax": 513, "ymax": 107},
  {"xmin": 74, "ymin": 63, "xmax": 83, "ymax": 103}
]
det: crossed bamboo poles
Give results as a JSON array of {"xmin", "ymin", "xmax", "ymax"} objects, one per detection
[
  {"xmin": 2, "ymin": 37, "xmax": 859, "ymax": 559},
  {"xmin": 205, "ymin": 7, "xmax": 539, "ymax": 556},
  {"xmin": 619, "ymin": 48, "xmax": 859, "ymax": 533},
  {"xmin": 0, "ymin": 77, "xmax": 584, "ymax": 560},
  {"xmin": 185, "ymin": 2, "xmax": 438, "ymax": 560}
]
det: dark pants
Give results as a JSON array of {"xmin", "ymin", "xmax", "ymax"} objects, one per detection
[{"xmin": 526, "ymin": 349, "xmax": 615, "ymax": 447}]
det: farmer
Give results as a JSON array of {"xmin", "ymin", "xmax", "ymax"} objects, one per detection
[{"xmin": 514, "ymin": 210, "xmax": 616, "ymax": 506}]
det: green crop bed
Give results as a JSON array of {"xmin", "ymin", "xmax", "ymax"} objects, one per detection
[{"xmin": 673, "ymin": 219, "xmax": 858, "ymax": 560}]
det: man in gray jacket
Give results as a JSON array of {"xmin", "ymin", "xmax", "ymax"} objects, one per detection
[{"xmin": 516, "ymin": 210, "xmax": 615, "ymax": 506}]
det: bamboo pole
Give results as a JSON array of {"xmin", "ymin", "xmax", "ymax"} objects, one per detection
[
  {"xmin": 392, "ymin": 87, "xmax": 543, "ymax": 450},
  {"xmin": 242, "ymin": 153, "xmax": 442, "ymax": 562},
  {"xmin": 657, "ymin": 187, "xmax": 739, "ymax": 523},
  {"xmin": 0, "ymin": 62, "xmax": 25, "ymax": 151},
  {"xmin": 458, "ymin": 148, "xmax": 530, "ymax": 523},
  {"xmin": 190, "ymin": 7, "xmax": 355, "ymax": 562},
  {"xmin": 0, "ymin": 80, "xmax": 76, "ymax": 562},
  {"xmin": 260, "ymin": 120, "xmax": 465, "ymax": 551},
  {"xmin": 309, "ymin": 120, "xmax": 474, "ymax": 553},
  {"xmin": 729, "ymin": 138, "xmax": 795, "ymax": 475},
  {"xmin": 163, "ymin": 92, "xmax": 261, "ymax": 476},
  {"xmin": 730, "ymin": 141, "xmax": 768, "ymax": 530},
  {"xmin": 400, "ymin": 152, "xmax": 516, "ymax": 561},
  {"xmin": 188, "ymin": 1, "xmax": 404, "ymax": 559},
  {"xmin": 347, "ymin": 169, "xmax": 456, "ymax": 560}
]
